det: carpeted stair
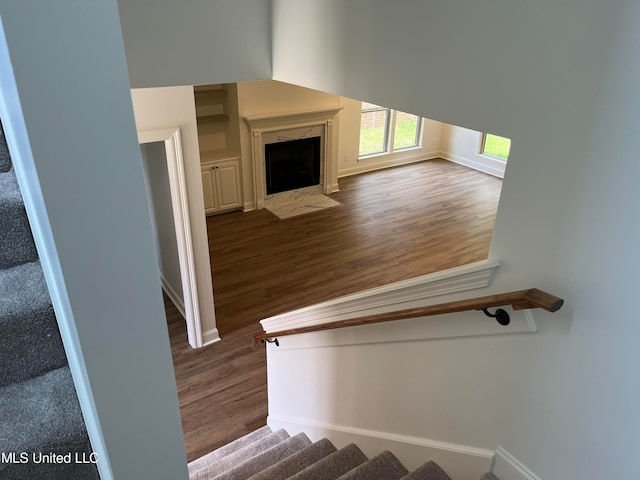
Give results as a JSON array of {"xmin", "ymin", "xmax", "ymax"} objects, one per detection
[
  {"xmin": 188, "ymin": 426, "xmax": 501, "ymax": 480},
  {"xmin": 0, "ymin": 120, "xmax": 99, "ymax": 479}
]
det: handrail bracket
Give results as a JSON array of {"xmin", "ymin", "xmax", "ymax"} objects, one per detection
[{"xmin": 480, "ymin": 308, "xmax": 510, "ymax": 326}]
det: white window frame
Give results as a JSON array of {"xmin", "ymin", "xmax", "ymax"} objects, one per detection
[
  {"xmin": 479, "ymin": 132, "xmax": 510, "ymax": 162},
  {"xmin": 359, "ymin": 104, "xmax": 424, "ymax": 160}
]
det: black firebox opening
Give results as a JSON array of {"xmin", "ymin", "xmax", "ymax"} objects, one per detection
[{"xmin": 265, "ymin": 137, "xmax": 321, "ymax": 195}]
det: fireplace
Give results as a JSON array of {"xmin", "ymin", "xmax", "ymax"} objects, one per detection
[
  {"xmin": 265, "ymin": 137, "xmax": 321, "ymax": 195},
  {"xmin": 244, "ymin": 107, "xmax": 342, "ymax": 210}
]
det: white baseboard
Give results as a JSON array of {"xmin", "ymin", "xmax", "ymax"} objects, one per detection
[
  {"xmin": 160, "ymin": 273, "xmax": 185, "ymax": 319},
  {"xmin": 202, "ymin": 328, "xmax": 221, "ymax": 346},
  {"xmin": 491, "ymin": 446, "xmax": 541, "ymax": 480},
  {"xmin": 439, "ymin": 151, "xmax": 505, "ymax": 179},
  {"xmin": 268, "ymin": 415, "xmax": 492, "ymax": 480},
  {"xmin": 338, "ymin": 152, "xmax": 440, "ymax": 178}
]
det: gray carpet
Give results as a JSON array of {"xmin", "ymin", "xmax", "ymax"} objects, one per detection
[
  {"xmin": 0, "ymin": 168, "xmax": 38, "ymax": 269},
  {"xmin": 0, "ymin": 120, "xmax": 98, "ymax": 479},
  {"xmin": 188, "ymin": 426, "xmax": 500, "ymax": 480},
  {"xmin": 401, "ymin": 460, "xmax": 452, "ymax": 480},
  {"xmin": 479, "ymin": 474, "xmax": 500, "ymax": 480}
]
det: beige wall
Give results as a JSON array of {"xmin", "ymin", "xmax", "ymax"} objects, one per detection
[{"xmin": 235, "ymin": 81, "xmax": 484, "ymax": 202}]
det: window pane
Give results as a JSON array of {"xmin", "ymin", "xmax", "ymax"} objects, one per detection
[
  {"xmin": 483, "ymin": 133, "xmax": 511, "ymax": 160},
  {"xmin": 394, "ymin": 112, "xmax": 420, "ymax": 150},
  {"xmin": 359, "ymin": 103, "xmax": 389, "ymax": 156}
]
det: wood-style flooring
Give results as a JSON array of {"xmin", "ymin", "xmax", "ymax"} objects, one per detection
[{"xmin": 166, "ymin": 158, "xmax": 502, "ymax": 461}]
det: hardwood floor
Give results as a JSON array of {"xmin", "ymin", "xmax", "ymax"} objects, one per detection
[
  {"xmin": 167, "ymin": 158, "xmax": 502, "ymax": 461},
  {"xmin": 166, "ymin": 297, "xmax": 267, "ymax": 462},
  {"xmin": 209, "ymin": 159, "xmax": 502, "ymax": 336}
]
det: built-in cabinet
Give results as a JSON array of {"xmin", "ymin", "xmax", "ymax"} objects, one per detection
[
  {"xmin": 194, "ymin": 84, "xmax": 243, "ymax": 215},
  {"xmin": 201, "ymin": 157, "xmax": 242, "ymax": 214}
]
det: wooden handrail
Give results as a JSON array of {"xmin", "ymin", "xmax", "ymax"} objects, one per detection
[{"xmin": 253, "ymin": 288, "xmax": 563, "ymax": 346}]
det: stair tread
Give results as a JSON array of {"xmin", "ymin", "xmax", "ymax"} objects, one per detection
[
  {"xmin": 0, "ymin": 169, "xmax": 38, "ymax": 269},
  {"xmin": 0, "ymin": 260, "xmax": 53, "ymax": 318},
  {"xmin": 188, "ymin": 425, "xmax": 272, "ymax": 475},
  {"xmin": 0, "ymin": 366, "xmax": 89, "ymax": 452},
  {"xmin": 191, "ymin": 429, "xmax": 290, "ymax": 480},
  {"xmin": 400, "ymin": 460, "xmax": 452, "ymax": 480},
  {"xmin": 336, "ymin": 450, "xmax": 409, "ymax": 480},
  {"xmin": 479, "ymin": 474, "xmax": 500, "ymax": 480},
  {"xmin": 0, "ymin": 260, "xmax": 67, "ymax": 387},
  {"xmin": 0, "ymin": 169, "xmax": 22, "ymax": 201},
  {"xmin": 248, "ymin": 437, "xmax": 338, "ymax": 480},
  {"xmin": 212, "ymin": 432, "xmax": 312, "ymax": 480},
  {"xmin": 0, "ymin": 121, "xmax": 11, "ymax": 172},
  {"xmin": 288, "ymin": 443, "xmax": 368, "ymax": 480}
]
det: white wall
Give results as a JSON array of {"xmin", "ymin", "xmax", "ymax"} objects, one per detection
[
  {"xmin": 117, "ymin": 0, "xmax": 272, "ymax": 88},
  {"xmin": 0, "ymin": 2, "xmax": 188, "ymax": 479},
  {"xmin": 440, "ymin": 125, "xmax": 506, "ymax": 178},
  {"xmin": 130, "ymin": 86, "xmax": 218, "ymax": 343},
  {"xmin": 140, "ymin": 142, "xmax": 184, "ymax": 309},
  {"xmin": 271, "ymin": 1, "xmax": 640, "ymax": 478}
]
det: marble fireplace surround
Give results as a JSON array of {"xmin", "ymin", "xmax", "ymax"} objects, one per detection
[{"xmin": 244, "ymin": 107, "xmax": 342, "ymax": 210}]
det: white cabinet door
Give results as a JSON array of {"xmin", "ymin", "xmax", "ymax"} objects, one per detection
[
  {"xmin": 201, "ymin": 168, "xmax": 218, "ymax": 214},
  {"xmin": 216, "ymin": 162, "xmax": 242, "ymax": 211},
  {"xmin": 201, "ymin": 158, "xmax": 242, "ymax": 215}
]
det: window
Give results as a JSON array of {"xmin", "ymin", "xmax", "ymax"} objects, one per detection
[
  {"xmin": 481, "ymin": 133, "xmax": 511, "ymax": 161},
  {"xmin": 359, "ymin": 102, "xmax": 423, "ymax": 158}
]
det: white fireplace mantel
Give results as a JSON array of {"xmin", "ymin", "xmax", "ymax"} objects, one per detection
[{"xmin": 244, "ymin": 107, "xmax": 342, "ymax": 210}]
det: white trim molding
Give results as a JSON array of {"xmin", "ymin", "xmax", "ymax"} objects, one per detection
[
  {"xmin": 261, "ymin": 260, "xmax": 500, "ymax": 333},
  {"xmin": 138, "ymin": 128, "xmax": 209, "ymax": 348},
  {"xmin": 202, "ymin": 328, "xmax": 221, "ymax": 347},
  {"xmin": 259, "ymin": 260, "xmax": 544, "ymax": 348},
  {"xmin": 268, "ymin": 415, "xmax": 493, "ymax": 480},
  {"xmin": 338, "ymin": 151, "xmax": 441, "ymax": 178},
  {"xmin": 492, "ymin": 446, "xmax": 542, "ymax": 480},
  {"xmin": 160, "ymin": 273, "xmax": 186, "ymax": 319},
  {"xmin": 440, "ymin": 151, "xmax": 506, "ymax": 179}
]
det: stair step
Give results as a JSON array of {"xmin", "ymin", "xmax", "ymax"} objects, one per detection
[
  {"xmin": 0, "ymin": 367, "xmax": 98, "ymax": 479},
  {"xmin": 337, "ymin": 450, "xmax": 409, "ymax": 480},
  {"xmin": 212, "ymin": 432, "xmax": 312, "ymax": 480},
  {"xmin": 479, "ymin": 474, "xmax": 500, "ymax": 480},
  {"xmin": 0, "ymin": 261, "xmax": 67, "ymax": 387},
  {"xmin": 0, "ymin": 121, "xmax": 11, "ymax": 172},
  {"xmin": 188, "ymin": 425, "xmax": 273, "ymax": 475},
  {"xmin": 288, "ymin": 443, "xmax": 368, "ymax": 480},
  {"xmin": 191, "ymin": 429, "xmax": 290, "ymax": 480},
  {"xmin": 249, "ymin": 437, "xmax": 338, "ymax": 480},
  {"xmin": 400, "ymin": 460, "xmax": 452, "ymax": 480},
  {"xmin": 0, "ymin": 170, "xmax": 39, "ymax": 270}
]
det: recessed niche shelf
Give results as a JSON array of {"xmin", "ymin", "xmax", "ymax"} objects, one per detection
[
  {"xmin": 198, "ymin": 114, "xmax": 229, "ymax": 125},
  {"xmin": 200, "ymin": 148, "xmax": 240, "ymax": 163},
  {"xmin": 194, "ymin": 84, "xmax": 243, "ymax": 214}
]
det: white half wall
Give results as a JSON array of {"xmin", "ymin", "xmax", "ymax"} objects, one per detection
[{"xmin": 131, "ymin": 86, "xmax": 218, "ymax": 345}]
